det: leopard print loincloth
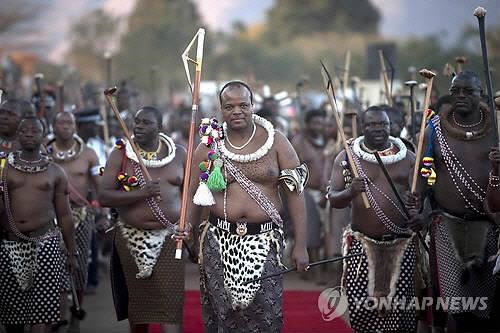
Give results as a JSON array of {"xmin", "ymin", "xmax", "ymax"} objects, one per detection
[
  {"xmin": 2, "ymin": 228, "xmax": 60, "ymax": 291},
  {"xmin": 209, "ymin": 225, "xmax": 285, "ymax": 310},
  {"xmin": 119, "ymin": 222, "xmax": 172, "ymax": 279},
  {"xmin": 3, "ymin": 241, "xmax": 38, "ymax": 291}
]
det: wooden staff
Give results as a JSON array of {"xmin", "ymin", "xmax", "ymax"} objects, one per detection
[
  {"xmin": 350, "ymin": 76, "xmax": 360, "ymax": 138},
  {"xmin": 321, "ymin": 60, "xmax": 370, "ymax": 209},
  {"xmin": 474, "ymin": 7, "xmax": 498, "ymax": 142},
  {"xmin": 442, "ymin": 63, "xmax": 456, "ymax": 78},
  {"xmin": 243, "ymin": 252, "xmax": 363, "ymax": 285},
  {"xmin": 104, "ymin": 52, "xmax": 112, "ymax": 87},
  {"xmin": 34, "ymin": 73, "xmax": 45, "ymax": 118},
  {"xmin": 378, "ymin": 50, "xmax": 392, "ymax": 106},
  {"xmin": 455, "ymin": 56, "xmax": 466, "ymax": 73},
  {"xmin": 405, "ymin": 80, "xmax": 418, "ymax": 143},
  {"xmin": 341, "ymin": 51, "xmax": 350, "ymax": 139},
  {"xmin": 57, "ymin": 81, "xmax": 64, "ymax": 113},
  {"xmin": 104, "ymin": 87, "xmax": 155, "ymax": 187},
  {"xmin": 99, "ymin": 93, "xmax": 110, "ymax": 147},
  {"xmin": 178, "ymin": 28, "xmax": 206, "ymax": 260},
  {"xmin": 411, "ymin": 69, "xmax": 436, "ymax": 193}
]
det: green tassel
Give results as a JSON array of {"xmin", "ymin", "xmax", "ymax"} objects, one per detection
[{"xmin": 207, "ymin": 164, "xmax": 226, "ymax": 192}]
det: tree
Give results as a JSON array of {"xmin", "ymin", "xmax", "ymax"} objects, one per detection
[
  {"xmin": 114, "ymin": 0, "xmax": 204, "ymax": 101},
  {"xmin": 67, "ymin": 9, "xmax": 119, "ymax": 82},
  {"xmin": 266, "ymin": 0, "xmax": 380, "ymax": 42}
]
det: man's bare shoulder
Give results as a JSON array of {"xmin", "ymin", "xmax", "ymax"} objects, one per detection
[
  {"xmin": 82, "ymin": 145, "xmax": 99, "ymax": 161},
  {"xmin": 274, "ymin": 131, "xmax": 295, "ymax": 150},
  {"xmin": 49, "ymin": 161, "xmax": 68, "ymax": 180}
]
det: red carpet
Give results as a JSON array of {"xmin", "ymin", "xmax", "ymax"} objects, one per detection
[{"xmin": 149, "ymin": 290, "xmax": 352, "ymax": 333}]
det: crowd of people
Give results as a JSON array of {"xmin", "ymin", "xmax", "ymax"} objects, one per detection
[{"xmin": 0, "ymin": 65, "xmax": 499, "ymax": 333}]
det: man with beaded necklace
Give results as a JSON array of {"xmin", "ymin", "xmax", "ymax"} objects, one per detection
[
  {"xmin": 409, "ymin": 71, "xmax": 499, "ymax": 332},
  {"xmin": 0, "ymin": 117, "xmax": 77, "ymax": 333},
  {"xmin": 328, "ymin": 105, "xmax": 419, "ymax": 332},
  {"xmin": 98, "ymin": 106, "xmax": 186, "ymax": 333},
  {"xmin": 186, "ymin": 81, "xmax": 309, "ymax": 332},
  {"xmin": 45, "ymin": 111, "xmax": 102, "ymax": 332}
]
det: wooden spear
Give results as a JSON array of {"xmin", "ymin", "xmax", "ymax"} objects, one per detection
[
  {"xmin": 321, "ymin": 60, "xmax": 370, "ymax": 209},
  {"xmin": 57, "ymin": 81, "xmax": 64, "ymax": 113},
  {"xmin": 411, "ymin": 69, "xmax": 436, "ymax": 193},
  {"xmin": 177, "ymin": 28, "xmax": 206, "ymax": 260},
  {"xmin": 34, "ymin": 73, "xmax": 45, "ymax": 119},
  {"xmin": 335, "ymin": 51, "xmax": 351, "ymax": 147},
  {"xmin": 378, "ymin": 50, "xmax": 392, "ymax": 106}
]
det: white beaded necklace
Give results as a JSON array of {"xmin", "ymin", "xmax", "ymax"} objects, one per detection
[
  {"xmin": 225, "ymin": 121, "xmax": 256, "ymax": 150},
  {"xmin": 221, "ymin": 114, "xmax": 275, "ymax": 163}
]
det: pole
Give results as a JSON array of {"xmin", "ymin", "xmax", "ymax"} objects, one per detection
[
  {"xmin": 178, "ymin": 28, "xmax": 206, "ymax": 259},
  {"xmin": 321, "ymin": 60, "xmax": 370, "ymax": 209},
  {"xmin": 378, "ymin": 50, "xmax": 392, "ymax": 106},
  {"xmin": 243, "ymin": 252, "xmax": 363, "ymax": 285},
  {"xmin": 411, "ymin": 69, "xmax": 436, "ymax": 193},
  {"xmin": 405, "ymin": 80, "xmax": 418, "ymax": 143},
  {"xmin": 474, "ymin": 7, "xmax": 498, "ymax": 142}
]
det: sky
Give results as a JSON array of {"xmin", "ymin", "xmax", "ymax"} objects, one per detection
[{"xmin": 1, "ymin": 0, "xmax": 499, "ymax": 62}]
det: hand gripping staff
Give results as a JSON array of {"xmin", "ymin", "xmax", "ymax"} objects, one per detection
[
  {"xmin": 320, "ymin": 60, "xmax": 370, "ymax": 209},
  {"xmin": 411, "ymin": 69, "xmax": 436, "ymax": 193},
  {"xmin": 177, "ymin": 28, "xmax": 206, "ymax": 260}
]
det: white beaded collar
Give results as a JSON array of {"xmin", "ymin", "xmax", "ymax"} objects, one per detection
[
  {"xmin": 125, "ymin": 133, "xmax": 176, "ymax": 168},
  {"xmin": 352, "ymin": 136, "xmax": 407, "ymax": 164}
]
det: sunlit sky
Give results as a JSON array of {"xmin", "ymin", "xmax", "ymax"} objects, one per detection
[{"xmin": 1, "ymin": 0, "xmax": 499, "ymax": 62}]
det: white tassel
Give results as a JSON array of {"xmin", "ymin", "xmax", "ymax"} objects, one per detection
[{"xmin": 193, "ymin": 182, "xmax": 215, "ymax": 206}]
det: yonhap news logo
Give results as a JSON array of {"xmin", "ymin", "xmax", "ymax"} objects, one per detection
[
  {"xmin": 317, "ymin": 286, "xmax": 489, "ymax": 321},
  {"xmin": 317, "ymin": 286, "xmax": 349, "ymax": 321}
]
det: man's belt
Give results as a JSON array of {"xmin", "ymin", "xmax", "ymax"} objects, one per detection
[{"xmin": 208, "ymin": 215, "xmax": 278, "ymax": 236}]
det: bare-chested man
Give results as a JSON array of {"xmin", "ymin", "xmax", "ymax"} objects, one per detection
[
  {"xmin": 409, "ymin": 71, "xmax": 499, "ymax": 332},
  {"xmin": 0, "ymin": 117, "xmax": 76, "ymax": 333},
  {"xmin": 0, "ymin": 99, "xmax": 23, "ymax": 154},
  {"xmin": 46, "ymin": 111, "xmax": 101, "ymax": 332},
  {"xmin": 292, "ymin": 109, "xmax": 326, "ymax": 282},
  {"xmin": 98, "ymin": 106, "xmax": 186, "ymax": 333},
  {"xmin": 328, "ymin": 106, "xmax": 418, "ymax": 332},
  {"xmin": 187, "ymin": 81, "xmax": 308, "ymax": 332}
]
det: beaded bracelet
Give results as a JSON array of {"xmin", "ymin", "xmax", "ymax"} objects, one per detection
[
  {"xmin": 489, "ymin": 171, "xmax": 500, "ymax": 188},
  {"xmin": 67, "ymin": 250, "xmax": 80, "ymax": 257}
]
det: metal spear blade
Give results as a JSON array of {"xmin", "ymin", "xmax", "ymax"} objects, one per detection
[{"xmin": 182, "ymin": 28, "xmax": 205, "ymax": 95}]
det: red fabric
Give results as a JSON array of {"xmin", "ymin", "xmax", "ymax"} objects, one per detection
[{"xmin": 149, "ymin": 290, "xmax": 352, "ymax": 333}]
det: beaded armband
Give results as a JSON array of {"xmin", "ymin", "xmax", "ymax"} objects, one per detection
[{"xmin": 278, "ymin": 163, "xmax": 309, "ymax": 194}]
